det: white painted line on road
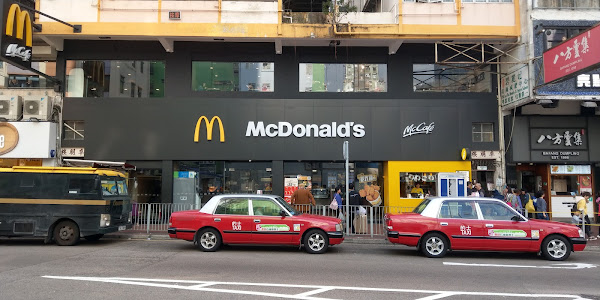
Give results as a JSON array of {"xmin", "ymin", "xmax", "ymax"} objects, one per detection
[
  {"xmin": 414, "ymin": 292, "xmax": 459, "ymax": 300},
  {"xmin": 444, "ymin": 262, "xmax": 598, "ymax": 270},
  {"xmin": 42, "ymin": 276, "xmax": 592, "ymax": 300},
  {"xmin": 294, "ymin": 287, "xmax": 334, "ymax": 297},
  {"xmin": 188, "ymin": 283, "xmax": 217, "ymax": 288}
]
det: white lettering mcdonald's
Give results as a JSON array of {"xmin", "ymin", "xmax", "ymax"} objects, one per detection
[{"xmin": 246, "ymin": 121, "xmax": 365, "ymax": 138}]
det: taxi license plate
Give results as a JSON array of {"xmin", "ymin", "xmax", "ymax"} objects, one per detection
[{"xmin": 118, "ymin": 225, "xmax": 126, "ymax": 231}]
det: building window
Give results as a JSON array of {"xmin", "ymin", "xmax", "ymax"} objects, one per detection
[
  {"xmin": 462, "ymin": 0, "xmax": 513, "ymax": 2},
  {"xmin": 413, "ymin": 64, "xmax": 491, "ymax": 92},
  {"xmin": 299, "ymin": 63, "xmax": 387, "ymax": 92},
  {"xmin": 472, "ymin": 123, "xmax": 494, "ymax": 142},
  {"xmin": 544, "ymin": 27, "xmax": 590, "ymax": 50},
  {"xmin": 192, "ymin": 62, "xmax": 274, "ymax": 92},
  {"xmin": 138, "ymin": 87, "xmax": 143, "ymax": 97},
  {"xmin": 535, "ymin": 0, "xmax": 600, "ymax": 8},
  {"xmin": 119, "ymin": 76, "xmax": 125, "ymax": 94},
  {"xmin": 65, "ymin": 60, "xmax": 165, "ymax": 98},
  {"xmin": 3, "ymin": 61, "xmax": 56, "ymax": 89},
  {"xmin": 130, "ymin": 82, "xmax": 136, "ymax": 98},
  {"xmin": 64, "ymin": 121, "xmax": 85, "ymax": 140}
]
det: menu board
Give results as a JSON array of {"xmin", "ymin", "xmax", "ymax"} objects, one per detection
[{"xmin": 550, "ymin": 165, "xmax": 591, "ymax": 175}]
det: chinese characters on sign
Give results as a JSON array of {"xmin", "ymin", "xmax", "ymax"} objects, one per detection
[
  {"xmin": 460, "ymin": 225, "xmax": 472, "ymax": 236},
  {"xmin": 543, "ymin": 25, "xmax": 600, "ymax": 83},
  {"xmin": 501, "ymin": 67, "xmax": 530, "ymax": 106},
  {"xmin": 168, "ymin": 11, "xmax": 181, "ymax": 20},
  {"xmin": 61, "ymin": 147, "xmax": 84, "ymax": 157},
  {"xmin": 576, "ymin": 73, "xmax": 600, "ymax": 88},
  {"xmin": 470, "ymin": 150, "xmax": 501, "ymax": 160},
  {"xmin": 536, "ymin": 131, "xmax": 583, "ymax": 147}
]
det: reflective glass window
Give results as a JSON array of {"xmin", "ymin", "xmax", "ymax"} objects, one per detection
[
  {"xmin": 65, "ymin": 60, "xmax": 165, "ymax": 98},
  {"xmin": 192, "ymin": 62, "xmax": 274, "ymax": 92},
  {"xmin": 299, "ymin": 63, "xmax": 387, "ymax": 92}
]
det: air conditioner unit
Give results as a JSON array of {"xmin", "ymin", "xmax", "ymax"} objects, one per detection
[
  {"xmin": 0, "ymin": 95, "xmax": 23, "ymax": 121},
  {"xmin": 23, "ymin": 96, "xmax": 52, "ymax": 121}
]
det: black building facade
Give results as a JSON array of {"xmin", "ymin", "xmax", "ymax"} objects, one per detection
[{"xmin": 59, "ymin": 41, "xmax": 499, "ymax": 207}]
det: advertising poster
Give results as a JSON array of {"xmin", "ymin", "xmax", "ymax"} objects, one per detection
[
  {"xmin": 356, "ymin": 172, "xmax": 382, "ymax": 206},
  {"xmin": 579, "ymin": 175, "xmax": 592, "ymax": 194},
  {"xmin": 284, "ymin": 177, "xmax": 298, "ymax": 203}
]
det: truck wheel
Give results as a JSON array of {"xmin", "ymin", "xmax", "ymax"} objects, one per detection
[
  {"xmin": 541, "ymin": 235, "xmax": 571, "ymax": 261},
  {"xmin": 421, "ymin": 233, "xmax": 448, "ymax": 258},
  {"xmin": 54, "ymin": 221, "xmax": 80, "ymax": 246},
  {"xmin": 303, "ymin": 229, "xmax": 329, "ymax": 254}
]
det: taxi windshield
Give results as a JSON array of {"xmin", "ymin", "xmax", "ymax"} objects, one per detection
[
  {"xmin": 274, "ymin": 196, "xmax": 301, "ymax": 216},
  {"xmin": 413, "ymin": 199, "xmax": 431, "ymax": 214}
]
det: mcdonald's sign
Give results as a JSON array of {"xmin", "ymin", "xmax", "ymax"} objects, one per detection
[
  {"xmin": 193, "ymin": 116, "xmax": 225, "ymax": 143},
  {"xmin": 0, "ymin": 1, "xmax": 32, "ymax": 69}
]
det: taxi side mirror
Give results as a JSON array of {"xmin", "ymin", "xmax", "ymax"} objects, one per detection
[
  {"xmin": 511, "ymin": 215, "xmax": 522, "ymax": 222},
  {"xmin": 279, "ymin": 210, "xmax": 287, "ymax": 218}
]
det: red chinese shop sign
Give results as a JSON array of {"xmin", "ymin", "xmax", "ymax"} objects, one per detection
[{"xmin": 543, "ymin": 24, "xmax": 600, "ymax": 84}]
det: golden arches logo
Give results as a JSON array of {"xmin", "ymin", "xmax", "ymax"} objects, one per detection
[
  {"xmin": 5, "ymin": 4, "xmax": 32, "ymax": 47},
  {"xmin": 194, "ymin": 116, "xmax": 225, "ymax": 142}
]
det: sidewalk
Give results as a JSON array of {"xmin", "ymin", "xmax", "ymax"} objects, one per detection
[{"xmin": 106, "ymin": 230, "xmax": 600, "ymax": 250}]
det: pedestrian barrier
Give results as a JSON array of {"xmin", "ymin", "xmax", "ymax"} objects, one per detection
[
  {"xmin": 127, "ymin": 203, "xmax": 413, "ymax": 237},
  {"xmin": 125, "ymin": 203, "xmax": 600, "ymax": 239}
]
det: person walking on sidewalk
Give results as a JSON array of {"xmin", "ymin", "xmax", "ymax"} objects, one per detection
[
  {"xmin": 291, "ymin": 186, "xmax": 315, "ymax": 213},
  {"xmin": 576, "ymin": 192, "xmax": 596, "ymax": 241},
  {"xmin": 535, "ymin": 190, "xmax": 548, "ymax": 220}
]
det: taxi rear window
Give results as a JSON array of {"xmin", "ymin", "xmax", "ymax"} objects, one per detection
[{"xmin": 413, "ymin": 199, "xmax": 431, "ymax": 214}]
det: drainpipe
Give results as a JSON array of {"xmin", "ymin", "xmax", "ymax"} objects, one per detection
[{"xmin": 218, "ymin": 0, "xmax": 222, "ymax": 23}]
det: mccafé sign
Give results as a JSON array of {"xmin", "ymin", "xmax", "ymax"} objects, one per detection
[
  {"xmin": 192, "ymin": 116, "xmax": 366, "ymax": 142},
  {"xmin": 0, "ymin": 1, "xmax": 33, "ymax": 69}
]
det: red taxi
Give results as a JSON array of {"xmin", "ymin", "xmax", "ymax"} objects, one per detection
[
  {"xmin": 168, "ymin": 194, "xmax": 344, "ymax": 254},
  {"xmin": 385, "ymin": 197, "xmax": 586, "ymax": 260}
]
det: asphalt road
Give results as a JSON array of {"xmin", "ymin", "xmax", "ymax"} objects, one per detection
[{"xmin": 1, "ymin": 238, "xmax": 599, "ymax": 300}]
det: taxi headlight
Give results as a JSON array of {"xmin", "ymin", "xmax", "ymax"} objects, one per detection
[
  {"xmin": 335, "ymin": 223, "xmax": 342, "ymax": 232},
  {"xmin": 100, "ymin": 214, "xmax": 111, "ymax": 228},
  {"xmin": 578, "ymin": 228, "xmax": 585, "ymax": 238}
]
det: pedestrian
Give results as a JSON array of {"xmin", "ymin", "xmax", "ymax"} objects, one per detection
[
  {"xmin": 577, "ymin": 192, "xmax": 596, "ymax": 240},
  {"xmin": 290, "ymin": 185, "xmax": 315, "ymax": 213},
  {"xmin": 466, "ymin": 181, "xmax": 473, "ymax": 196},
  {"xmin": 333, "ymin": 186, "xmax": 343, "ymax": 214},
  {"xmin": 520, "ymin": 189, "xmax": 534, "ymax": 219},
  {"xmin": 509, "ymin": 188, "xmax": 523, "ymax": 214},
  {"xmin": 347, "ymin": 183, "xmax": 361, "ymax": 234},
  {"xmin": 474, "ymin": 183, "xmax": 485, "ymax": 197},
  {"xmin": 572, "ymin": 209, "xmax": 594, "ymax": 241},
  {"xmin": 595, "ymin": 191, "xmax": 600, "ymax": 224},
  {"xmin": 534, "ymin": 190, "xmax": 548, "ymax": 220}
]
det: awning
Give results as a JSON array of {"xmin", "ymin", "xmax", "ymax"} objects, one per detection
[{"xmin": 63, "ymin": 159, "xmax": 136, "ymax": 170}]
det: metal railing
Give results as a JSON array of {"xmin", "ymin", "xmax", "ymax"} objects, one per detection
[
  {"xmin": 127, "ymin": 203, "xmax": 414, "ymax": 237},
  {"xmin": 131, "ymin": 203, "xmax": 202, "ymax": 233}
]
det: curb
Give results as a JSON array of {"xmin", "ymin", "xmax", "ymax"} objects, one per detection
[{"xmin": 105, "ymin": 233, "xmax": 600, "ymax": 250}]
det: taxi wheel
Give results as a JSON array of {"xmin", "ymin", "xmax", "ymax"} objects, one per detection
[
  {"xmin": 541, "ymin": 235, "xmax": 571, "ymax": 261},
  {"xmin": 53, "ymin": 220, "xmax": 80, "ymax": 246},
  {"xmin": 304, "ymin": 229, "xmax": 329, "ymax": 254},
  {"xmin": 196, "ymin": 228, "xmax": 221, "ymax": 252},
  {"xmin": 421, "ymin": 233, "xmax": 448, "ymax": 258}
]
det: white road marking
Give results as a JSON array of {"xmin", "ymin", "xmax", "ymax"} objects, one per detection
[
  {"xmin": 415, "ymin": 293, "xmax": 459, "ymax": 300},
  {"xmin": 42, "ymin": 276, "xmax": 592, "ymax": 300},
  {"xmin": 294, "ymin": 288, "xmax": 334, "ymax": 297},
  {"xmin": 444, "ymin": 262, "xmax": 597, "ymax": 270}
]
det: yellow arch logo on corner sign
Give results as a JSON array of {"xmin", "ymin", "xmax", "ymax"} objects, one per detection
[{"xmin": 193, "ymin": 116, "xmax": 225, "ymax": 142}]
